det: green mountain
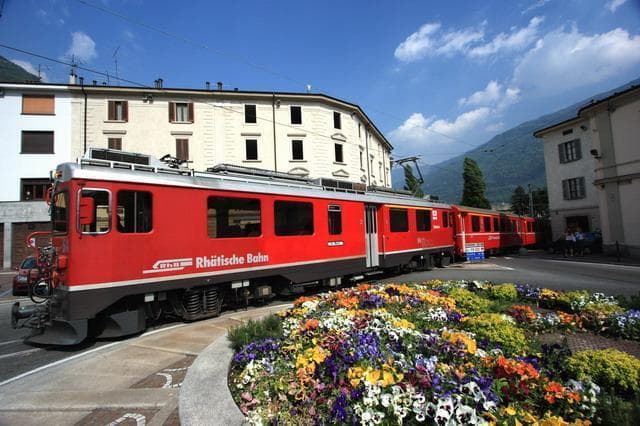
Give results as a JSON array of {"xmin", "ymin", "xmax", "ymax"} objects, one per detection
[
  {"xmin": 0, "ymin": 55, "xmax": 40, "ymax": 82},
  {"xmin": 394, "ymin": 78, "xmax": 640, "ymax": 205}
]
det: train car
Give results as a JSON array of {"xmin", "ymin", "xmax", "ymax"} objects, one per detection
[
  {"xmin": 12, "ymin": 149, "xmax": 455, "ymax": 345},
  {"xmin": 452, "ymin": 205, "xmax": 538, "ymax": 258}
]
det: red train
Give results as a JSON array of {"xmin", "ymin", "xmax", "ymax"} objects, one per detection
[{"xmin": 12, "ymin": 149, "xmax": 538, "ymax": 345}]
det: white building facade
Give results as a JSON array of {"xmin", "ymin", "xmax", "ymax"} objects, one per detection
[
  {"xmin": 0, "ymin": 83, "xmax": 73, "ymax": 269},
  {"xmin": 579, "ymin": 86, "xmax": 640, "ymax": 257},
  {"xmin": 534, "ymin": 118, "xmax": 599, "ymax": 240},
  {"xmin": 0, "ymin": 82, "xmax": 393, "ymax": 268}
]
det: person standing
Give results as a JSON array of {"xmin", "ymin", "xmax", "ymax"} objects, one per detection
[
  {"xmin": 564, "ymin": 229, "xmax": 575, "ymax": 257},
  {"xmin": 574, "ymin": 228, "xmax": 585, "ymax": 256}
]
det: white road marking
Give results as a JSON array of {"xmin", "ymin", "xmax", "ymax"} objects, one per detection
[
  {"xmin": 0, "ymin": 347, "xmax": 41, "ymax": 360},
  {"xmin": 0, "ymin": 289, "xmax": 14, "ymax": 298},
  {"xmin": 107, "ymin": 413, "xmax": 146, "ymax": 426},
  {"xmin": 544, "ymin": 258, "xmax": 640, "ymax": 270},
  {"xmin": 0, "ymin": 339, "xmax": 24, "ymax": 347}
]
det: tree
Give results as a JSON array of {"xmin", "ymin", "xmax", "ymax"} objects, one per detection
[
  {"xmin": 403, "ymin": 164, "xmax": 424, "ymax": 198},
  {"xmin": 460, "ymin": 157, "xmax": 491, "ymax": 209},
  {"xmin": 510, "ymin": 185, "xmax": 529, "ymax": 215}
]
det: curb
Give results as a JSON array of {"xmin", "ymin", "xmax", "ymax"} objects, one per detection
[{"xmin": 179, "ymin": 331, "xmax": 245, "ymax": 426}]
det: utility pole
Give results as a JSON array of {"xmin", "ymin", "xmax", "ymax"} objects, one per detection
[{"xmin": 528, "ymin": 184, "xmax": 534, "ymax": 217}]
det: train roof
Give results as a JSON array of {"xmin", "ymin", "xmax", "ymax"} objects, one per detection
[
  {"xmin": 452, "ymin": 204, "xmax": 530, "ymax": 219},
  {"xmin": 56, "ymin": 149, "xmax": 452, "ymax": 210}
]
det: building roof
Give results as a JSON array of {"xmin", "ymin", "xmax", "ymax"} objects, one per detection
[
  {"xmin": 0, "ymin": 81, "xmax": 393, "ymax": 151},
  {"xmin": 532, "ymin": 116, "xmax": 585, "ymax": 138}
]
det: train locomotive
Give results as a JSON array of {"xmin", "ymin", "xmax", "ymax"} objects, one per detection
[{"xmin": 12, "ymin": 149, "xmax": 538, "ymax": 345}]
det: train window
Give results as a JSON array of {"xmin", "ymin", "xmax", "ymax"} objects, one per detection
[
  {"xmin": 390, "ymin": 208, "xmax": 408, "ymax": 232},
  {"xmin": 500, "ymin": 218, "xmax": 507, "ymax": 232},
  {"xmin": 528, "ymin": 222, "xmax": 533, "ymax": 232},
  {"xmin": 493, "ymin": 218, "xmax": 499, "ymax": 232},
  {"xmin": 79, "ymin": 189, "xmax": 110, "ymax": 234},
  {"xmin": 208, "ymin": 197, "xmax": 261, "ymax": 238},
  {"xmin": 416, "ymin": 210, "xmax": 431, "ymax": 232},
  {"xmin": 471, "ymin": 216, "xmax": 481, "ymax": 232},
  {"xmin": 275, "ymin": 201, "xmax": 313, "ymax": 236},
  {"xmin": 483, "ymin": 217, "xmax": 491, "ymax": 232},
  {"xmin": 328, "ymin": 205, "xmax": 342, "ymax": 235},
  {"xmin": 52, "ymin": 191, "xmax": 68, "ymax": 234},
  {"xmin": 117, "ymin": 191, "xmax": 153, "ymax": 233},
  {"xmin": 443, "ymin": 212, "xmax": 449, "ymax": 228}
]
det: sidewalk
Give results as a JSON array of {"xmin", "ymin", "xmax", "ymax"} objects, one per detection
[
  {"xmin": 518, "ymin": 249, "xmax": 640, "ymax": 268},
  {"xmin": 0, "ymin": 304, "xmax": 287, "ymax": 426}
]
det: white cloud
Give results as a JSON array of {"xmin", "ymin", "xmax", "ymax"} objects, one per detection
[
  {"xmin": 512, "ymin": 27, "xmax": 640, "ymax": 95},
  {"xmin": 395, "ymin": 17, "xmax": 542, "ymax": 62},
  {"xmin": 606, "ymin": 0, "xmax": 628, "ymax": 12},
  {"xmin": 458, "ymin": 80, "xmax": 521, "ymax": 110},
  {"xmin": 389, "ymin": 108, "xmax": 492, "ymax": 152},
  {"xmin": 64, "ymin": 31, "xmax": 97, "ymax": 63},
  {"xmin": 467, "ymin": 16, "xmax": 544, "ymax": 58},
  {"xmin": 394, "ymin": 23, "xmax": 442, "ymax": 62},
  {"xmin": 10, "ymin": 59, "xmax": 48, "ymax": 82},
  {"xmin": 522, "ymin": 0, "xmax": 551, "ymax": 15}
]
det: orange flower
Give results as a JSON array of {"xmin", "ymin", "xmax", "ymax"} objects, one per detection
[{"xmin": 303, "ymin": 318, "xmax": 319, "ymax": 331}]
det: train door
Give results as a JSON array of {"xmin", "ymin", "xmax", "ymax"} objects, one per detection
[{"xmin": 364, "ymin": 204, "xmax": 379, "ymax": 267}]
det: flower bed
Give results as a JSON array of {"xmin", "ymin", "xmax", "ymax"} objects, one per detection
[{"xmin": 229, "ymin": 281, "xmax": 640, "ymax": 425}]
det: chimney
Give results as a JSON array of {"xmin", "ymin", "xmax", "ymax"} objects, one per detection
[
  {"xmin": 69, "ymin": 68, "xmax": 77, "ymax": 85},
  {"xmin": 216, "ymin": 81, "xmax": 223, "ymax": 91},
  {"xmin": 79, "ymin": 77, "xmax": 84, "ymax": 86},
  {"xmin": 205, "ymin": 81, "xmax": 211, "ymax": 90},
  {"xmin": 157, "ymin": 78, "xmax": 163, "ymax": 89},
  {"xmin": 93, "ymin": 80, "xmax": 97, "ymax": 86}
]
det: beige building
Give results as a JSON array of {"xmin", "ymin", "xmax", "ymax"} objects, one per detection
[
  {"xmin": 69, "ymin": 82, "xmax": 393, "ymax": 188},
  {"xmin": 534, "ymin": 117, "xmax": 599, "ymax": 240},
  {"xmin": 578, "ymin": 86, "xmax": 640, "ymax": 257},
  {"xmin": 535, "ymin": 84, "xmax": 640, "ymax": 258}
]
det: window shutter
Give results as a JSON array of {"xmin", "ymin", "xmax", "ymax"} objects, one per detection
[
  {"xmin": 108, "ymin": 101, "xmax": 115, "ymax": 120},
  {"xmin": 188, "ymin": 102, "xmax": 194, "ymax": 123},
  {"xmin": 558, "ymin": 144, "xmax": 566, "ymax": 163},
  {"xmin": 578, "ymin": 177, "xmax": 585, "ymax": 198},
  {"xmin": 123, "ymin": 101, "xmax": 129, "ymax": 122},
  {"xmin": 574, "ymin": 139, "xmax": 581, "ymax": 160},
  {"xmin": 168, "ymin": 102, "xmax": 175, "ymax": 122},
  {"xmin": 562, "ymin": 180, "xmax": 569, "ymax": 200}
]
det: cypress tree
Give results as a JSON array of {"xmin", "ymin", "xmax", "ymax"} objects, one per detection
[
  {"xmin": 460, "ymin": 157, "xmax": 491, "ymax": 209},
  {"xmin": 403, "ymin": 164, "xmax": 424, "ymax": 198},
  {"xmin": 510, "ymin": 185, "xmax": 529, "ymax": 215}
]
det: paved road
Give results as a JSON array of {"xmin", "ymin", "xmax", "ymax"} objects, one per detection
[{"xmin": 377, "ymin": 252, "xmax": 640, "ymax": 297}]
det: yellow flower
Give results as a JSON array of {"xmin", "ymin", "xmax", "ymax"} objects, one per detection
[
  {"xmin": 365, "ymin": 369, "xmax": 381, "ymax": 385},
  {"xmin": 310, "ymin": 346, "xmax": 327, "ymax": 364},
  {"xmin": 392, "ymin": 318, "xmax": 416, "ymax": 329},
  {"xmin": 442, "ymin": 331, "xmax": 477, "ymax": 355},
  {"xmin": 505, "ymin": 406, "xmax": 517, "ymax": 416},
  {"xmin": 347, "ymin": 366, "xmax": 364, "ymax": 387}
]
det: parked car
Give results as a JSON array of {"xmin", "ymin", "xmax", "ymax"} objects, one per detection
[{"xmin": 12, "ymin": 256, "xmax": 39, "ymax": 296}]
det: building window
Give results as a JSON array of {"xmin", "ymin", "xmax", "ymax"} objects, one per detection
[
  {"xmin": 21, "ymin": 131, "xmax": 54, "ymax": 154},
  {"xmin": 333, "ymin": 111, "xmax": 341, "ymax": 129},
  {"xmin": 245, "ymin": 139, "xmax": 258, "ymax": 160},
  {"xmin": 275, "ymin": 201, "xmax": 313, "ymax": 236},
  {"xmin": 22, "ymin": 94, "xmax": 54, "ymax": 115},
  {"xmin": 558, "ymin": 139, "xmax": 581, "ymax": 163},
  {"xmin": 562, "ymin": 177, "xmax": 586, "ymax": 200},
  {"xmin": 21, "ymin": 178, "xmax": 50, "ymax": 201},
  {"xmin": 358, "ymin": 123, "xmax": 361, "ymax": 138},
  {"xmin": 108, "ymin": 100, "xmax": 128, "ymax": 121},
  {"xmin": 359, "ymin": 150, "xmax": 364, "ymax": 169},
  {"xmin": 169, "ymin": 102, "xmax": 194, "ymax": 123},
  {"xmin": 290, "ymin": 106, "xmax": 302, "ymax": 125},
  {"xmin": 390, "ymin": 208, "xmax": 409, "ymax": 232},
  {"xmin": 416, "ymin": 210, "xmax": 431, "ymax": 232},
  {"xmin": 208, "ymin": 196, "xmax": 261, "ymax": 238},
  {"xmin": 328, "ymin": 205, "xmax": 342, "ymax": 235},
  {"xmin": 116, "ymin": 191, "xmax": 153, "ymax": 233},
  {"xmin": 483, "ymin": 216, "xmax": 491, "ymax": 232},
  {"xmin": 291, "ymin": 139, "xmax": 304, "ymax": 160},
  {"xmin": 176, "ymin": 138, "xmax": 189, "ymax": 161},
  {"xmin": 471, "ymin": 215, "xmax": 481, "ymax": 232},
  {"xmin": 378, "ymin": 162, "xmax": 382, "ymax": 180},
  {"xmin": 108, "ymin": 138, "xmax": 122, "ymax": 150},
  {"xmin": 245, "ymin": 104, "xmax": 257, "ymax": 123},
  {"xmin": 334, "ymin": 143, "xmax": 344, "ymax": 163}
]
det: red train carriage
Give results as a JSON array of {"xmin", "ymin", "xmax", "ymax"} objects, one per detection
[
  {"xmin": 13, "ymin": 150, "xmax": 455, "ymax": 345},
  {"xmin": 451, "ymin": 205, "xmax": 538, "ymax": 258}
]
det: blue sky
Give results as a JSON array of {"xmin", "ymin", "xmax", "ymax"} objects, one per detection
[{"xmin": 1, "ymin": 0, "xmax": 640, "ymax": 163}]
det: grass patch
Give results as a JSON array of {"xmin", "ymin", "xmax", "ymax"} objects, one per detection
[{"xmin": 227, "ymin": 315, "xmax": 283, "ymax": 351}]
